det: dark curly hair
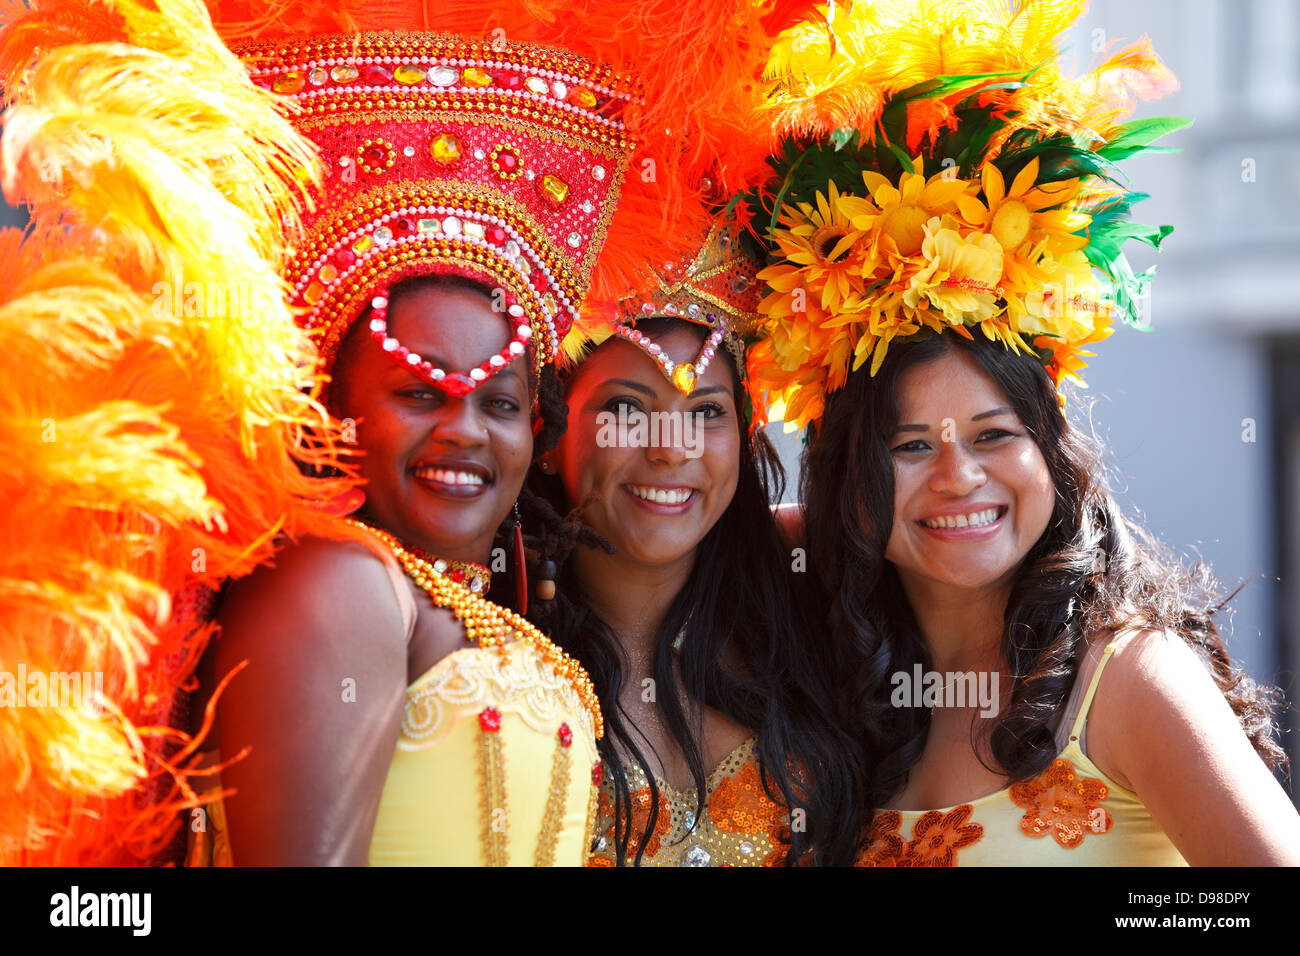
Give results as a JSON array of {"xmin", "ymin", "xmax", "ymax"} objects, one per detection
[
  {"xmin": 800, "ymin": 331, "xmax": 1289, "ymax": 811},
  {"xmin": 521, "ymin": 317, "xmax": 866, "ymax": 866}
]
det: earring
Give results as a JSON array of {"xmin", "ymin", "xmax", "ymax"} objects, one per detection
[
  {"xmin": 513, "ymin": 502, "xmax": 528, "ymax": 615},
  {"xmin": 538, "ymin": 459, "xmax": 552, "ymax": 473},
  {"xmin": 535, "ymin": 558, "xmax": 557, "ymax": 602},
  {"xmin": 324, "ymin": 486, "xmax": 366, "ymax": 517}
]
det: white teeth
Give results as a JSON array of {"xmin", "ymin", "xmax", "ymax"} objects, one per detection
[
  {"xmin": 922, "ymin": 508, "xmax": 1001, "ymax": 530},
  {"xmin": 415, "ymin": 467, "xmax": 485, "ymax": 486},
  {"xmin": 628, "ymin": 485, "xmax": 692, "ymax": 505}
]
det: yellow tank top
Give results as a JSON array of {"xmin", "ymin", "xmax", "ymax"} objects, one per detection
[
  {"xmin": 856, "ymin": 632, "xmax": 1187, "ymax": 866},
  {"xmin": 187, "ymin": 540, "xmax": 600, "ymax": 866}
]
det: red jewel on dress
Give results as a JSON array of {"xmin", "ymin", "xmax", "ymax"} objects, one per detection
[
  {"xmin": 486, "ymin": 225, "xmax": 508, "ymax": 247},
  {"xmin": 450, "ymin": 568, "xmax": 465, "ymax": 583},
  {"xmin": 478, "ymin": 707, "xmax": 502, "ymax": 732},
  {"xmin": 558, "ymin": 723, "xmax": 573, "ymax": 748},
  {"xmin": 592, "ymin": 761, "xmax": 602, "ymax": 786}
]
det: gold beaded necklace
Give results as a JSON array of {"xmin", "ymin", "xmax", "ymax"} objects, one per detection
[{"xmin": 349, "ymin": 519, "xmax": 603, "ymax": 739}]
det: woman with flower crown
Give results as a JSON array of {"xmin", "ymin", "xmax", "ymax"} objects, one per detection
[{"xmin": 744, "ymin": 0, "xmax": 1300, "ymax": 865}]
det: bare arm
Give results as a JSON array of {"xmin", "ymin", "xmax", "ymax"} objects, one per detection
[
  {"xmin": 1086, "ymin": 629, "xmax": 1300, "ymax": 865},
  {"xmin": 212, "ymin": 537, "xmax": 409, "ymax": 865}
]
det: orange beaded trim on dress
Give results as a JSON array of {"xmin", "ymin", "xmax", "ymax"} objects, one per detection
[{"xmin": 349, "ymin": 519, "xmax": 603, "ymax": 738}]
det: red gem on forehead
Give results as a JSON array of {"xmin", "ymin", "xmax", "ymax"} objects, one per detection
[
  {"xmin": 334, "ymin": 248, "xmax": 356, "ymax": 268},
  {"xmin": 439, "ymin": 373, "xmax": 477, "ymax": 397},
  {"xmin": 393, "ymin": 218, "xmax": 415, "ymax": 237},
  {"xmin": 486, "ymin": 225, "xmax": 508, "ymax": 246},
  {"xmin": 497, "ymin": 72, "xmax": 523, "ymax": 90},
  {"xmin": 362, "ymin": 63, "xmax": 391, "ymax": 84}
]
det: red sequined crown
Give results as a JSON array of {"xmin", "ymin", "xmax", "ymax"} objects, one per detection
[{"xmin": 237, "ymin": 31, "xmax": 637, "ymax": 377}]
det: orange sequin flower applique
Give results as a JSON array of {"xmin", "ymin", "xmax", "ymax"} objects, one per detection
[
  {"xmin": 855, "ymin": 810, "xmax": 905, "ymax": 867},
  {"xmin": 901, "ymin": 805, "xmax": 983, "ymax": 866},
  {"xmin": 587, "ymin": 785, "xmax": 671, "ymax": 864},
  {"xmin": 857, "ymin": 805, "xmax": 983, "ymax": 867},
  {"xmin": 709, "ymin": 762, "xmax": 790, "ymax": 866},
  {"xmin": 1010, "ymin": 758, "xmax": 1114, "ymax": 848},
  {"xmin": 621, "ymin": 785, "xmax": 673, "ymax": 859},
  {"xmin": 708, "ymin": 763, "xmax": 787, "ymax": 834}
]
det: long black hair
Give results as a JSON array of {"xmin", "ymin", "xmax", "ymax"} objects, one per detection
[
  {"xmin": 522, "ymin": 317, "xmax": 865, "ymax": 865},
  {"xmin": 800, "ymin": 331, "xmax": 1289, "ymax": 810}
]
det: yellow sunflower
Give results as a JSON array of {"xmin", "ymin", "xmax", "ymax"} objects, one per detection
[
  {"xmin": 759, "ymin": 181, "xmax": 875, "ymax": 313},
  {"xmin": 857, "ymin": 162, "xmax": 972, "ymax": 257},
  {"xmin": 957, "ymin": 156, "xmax": 1090, "ymax": 256}
]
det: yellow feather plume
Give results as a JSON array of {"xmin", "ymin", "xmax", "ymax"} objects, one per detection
[{"xmin": 0, "ymin": 0, "xmax": 355, "ymax": 864}]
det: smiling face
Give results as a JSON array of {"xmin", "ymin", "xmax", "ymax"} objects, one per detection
[
  {"xmin": 883, "ymin": 347, "xmax": 1055, "ymax": 596},
  {"xmin": 329, "ymin": 280, "xmax": 533, "ymax": 564},
  {"xmin": 548, "ymin": 322, "xmax": 741, "ymax": 571}
]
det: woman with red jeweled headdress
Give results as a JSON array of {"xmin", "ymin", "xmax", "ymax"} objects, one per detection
[{"xmin": 0, "ymin": 0, "xmax": 785, "ymax": 866}]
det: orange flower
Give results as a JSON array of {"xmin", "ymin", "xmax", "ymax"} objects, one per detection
[
  {"xmin": 708, "ymin": 763, "xmax": 787, "ymax": 834},
  {"xmin": 627, "ymin": 785, "xmax": 674, "ymax": 858},
  {"xmin": 855, "ymin": 810, "xmax": 906, "ymax": 867},
  {"xmin": 588, "ymin": 784, "xmax": 673, "ymax": 863},
  {"xmin": 856, "ymin": 805, "xmax": 983, "ymax": 867},
  {"xmin": 1010, "ymin": 758, "xmax": 1114, "ymax": 849},
  {"xmin": 901, "ymin": 804, "xmax": 984, "ymax": 866},
  {"xmin": 710, "ymin": 762, "xmax": 793, "ymax": 867}
]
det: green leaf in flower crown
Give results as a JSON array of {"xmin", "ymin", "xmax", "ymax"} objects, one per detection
[
  {"xmin": 830, "ymin": 128, "xmax": 856, "ymax": 151},
  {"xmin": 949, "ymin": 107, "xmax": 1014, "ymax": 175},
  {"xmin": 877, "ymin": 71, "xmax": 1025, "ymax": 149},
  {"xmin": 883, "ymin": 141, "xmax": 915, "ymax": 174},
  {"xmin": 1101, "ymin": 255, "xmax": 1160, "ymax": 330},
  {"xmin": 1097, "ymin": 116, "xmax": 1193, "ymax": 162},
  {"xmin": 767, "ymin": 145, "xmax": 815, "ymax": 235}
]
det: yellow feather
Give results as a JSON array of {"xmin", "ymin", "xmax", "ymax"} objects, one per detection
[{"xmin": 0, "ymin": 0, "xmax": 354, "ymax": 864}]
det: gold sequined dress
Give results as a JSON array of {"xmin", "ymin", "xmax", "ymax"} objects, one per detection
[{"xmin": 586, "ymin": 737, "xmax": 793, "ymax": 867}]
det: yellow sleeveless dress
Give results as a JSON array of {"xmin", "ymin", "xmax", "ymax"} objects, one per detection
[
  {"xmin": 856, "ymin": 631, "xmax": 1187, "ymax": 866},
  {"xmin": 188, "ymin": 540, "xmax": 600, "ymax": 866},
  {"xmin": 367, "ymin": 640, "xmax": 600, "ymax": 866}
]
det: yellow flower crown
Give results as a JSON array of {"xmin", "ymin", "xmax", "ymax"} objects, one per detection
[{"xmin": 744, "ymin": 0, "xmax": 1187, "ymax": 431}]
